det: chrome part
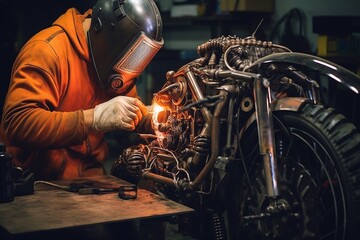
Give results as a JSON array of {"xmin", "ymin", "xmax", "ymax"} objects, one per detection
[
  {"xmin": 253, "ymin": 76, "xmax": 279, "ymax": 197},
  {"xmin": 111, "ymin": 34, "xmax": 360, "ymax": 239}
]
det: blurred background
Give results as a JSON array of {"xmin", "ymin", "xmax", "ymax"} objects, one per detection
[{"xmin": 1, "ymin": 0, "xmax": 360, "ymax": 126}]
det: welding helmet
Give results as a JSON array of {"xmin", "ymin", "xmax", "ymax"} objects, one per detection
[{"xmin": 88, "ymin": 0, "xmax": 163, "ymax": 96}]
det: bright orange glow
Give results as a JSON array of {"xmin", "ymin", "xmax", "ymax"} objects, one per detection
[
  {"xmin": 151, "ymin": 103, "xmax": 166, "ymax": 141},
  {"xmin": 152, "ymin": 103, "xmax": 165, "ymax": 115}
]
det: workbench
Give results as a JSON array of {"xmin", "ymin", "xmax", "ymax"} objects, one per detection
[{"xmin": 0, "ymin": 175, "xmax": 194, "ymax": 239}]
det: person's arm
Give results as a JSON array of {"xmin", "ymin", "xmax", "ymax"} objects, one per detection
[
  {"xmin": 83, "ymin": 108, "xmax": 94, "ymax": 130},
  {"xmin": 3, "ymin": 40, "xmax": 149, "ymax": 147},
  {"xmin": 2, "ymin": 41, "xmax": 87, "ymax": 148}
]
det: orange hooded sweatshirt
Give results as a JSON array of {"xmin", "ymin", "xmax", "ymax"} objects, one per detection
[{"xmin": 0, "ymin": 8, "xmax": 138, "ymax": 180}]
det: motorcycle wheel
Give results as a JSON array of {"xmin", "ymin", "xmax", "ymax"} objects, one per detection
[{"xmin": 229, "ymin": 103, "xmax": 360, "ymax": 240}]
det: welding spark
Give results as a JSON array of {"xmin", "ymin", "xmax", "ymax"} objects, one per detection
[{"xmin": 151, "ymin": 102, "xmax": 166, "ymax": 144}]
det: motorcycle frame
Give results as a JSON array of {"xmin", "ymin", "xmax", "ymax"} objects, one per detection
[
  {"xmin": 244, "ymin": 51, "xmax": 360, "ymax": 198},
  {"xmin": 253, "ymin": 75, "xmax": 279, "ymax": 197},
  {"xmin": 143, "ymin": 51, "xmax": 360, "ymax": 197}
]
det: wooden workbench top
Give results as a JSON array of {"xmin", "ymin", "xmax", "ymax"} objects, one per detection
[{"xmin": 0, "ymin": 175, "xmax": 193, "ymax": 235}]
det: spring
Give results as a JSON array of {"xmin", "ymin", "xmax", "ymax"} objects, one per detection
[
  {"xmin": 197, "ymin": 36, "xmax": 244, "ymax": 58},
  {"xmin": 228, "ymin": 52, "xmax": 243, "ymax": 70},
  {"xmin": 212, "ymin": 212, "xmax": 227, "ymax": 240},
  {"xmin": 127, "ymin": 152, "xmax": 145, "ymax": 163},
  {"xmin": 189, "ymin": 135, "xmax": 211, "ymax": 167},
  {"xmin": 111, "ymin": 147, "xmax": 146, "ymax": 177},
  {"xmin": 193, "ymin": 135, "xmax": 210, "ymax": 154}
]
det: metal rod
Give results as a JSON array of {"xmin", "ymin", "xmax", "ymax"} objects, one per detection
[
  {"xmin": 253, "ymin": 75, "xmax": 279, "ymax": 197},
  {"xmin": 142, "ymin": 172, "xmax": 176, "ymax": 187},
  {"xmin": 184, "ymin": 66, "xmax": 212, "ymax": 124}
]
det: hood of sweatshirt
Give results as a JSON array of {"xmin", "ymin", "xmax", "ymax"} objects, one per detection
[{"xmin": 53, "ymin": 8, "xmax": 92, "ymax": 62}]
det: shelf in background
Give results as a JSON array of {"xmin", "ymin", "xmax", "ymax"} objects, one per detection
[
  {"xmin": 162, "ymin": 12, "xmax": 272, "ymax": 27},
  {"xmin": 161, "ymin": 12, "xmax": 273, "ymax": 38}
]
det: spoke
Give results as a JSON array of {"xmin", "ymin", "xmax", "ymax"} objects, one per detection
[
  {"xmin": 239, "ymin": 120, "xmax": 346, "ymax": 239},
  {"xmin": 237, "ymin": 108, "xmax": 350, "ymax": 239}
]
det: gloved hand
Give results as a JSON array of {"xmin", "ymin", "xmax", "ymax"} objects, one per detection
[{"xmin": 92, "ymin": 96, "xmax": 148, "ymax": 132}]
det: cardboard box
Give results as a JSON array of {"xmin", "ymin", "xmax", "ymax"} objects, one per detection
[{"xmin": 220, "ymin": 0, "xmax": 274, "ymax": 13}]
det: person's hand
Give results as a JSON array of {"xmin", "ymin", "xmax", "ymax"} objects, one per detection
[{"xmin": 92, "ymin": 96, "xmax": 148, "ymax": 132}]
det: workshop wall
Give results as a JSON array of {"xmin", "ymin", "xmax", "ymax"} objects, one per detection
[
  {"xmin": 273, "ymin": 0, "xmax": 360, "ymax": 54},
  {"xmin": 1, "ymin": 0, "xmax": 360, "ymax": 110},
  {"xmin": 140, "ymin": 0, "xmax": 360, "ymax": 105},
  {"xmin": 159, "ymin": 0, "xmax": 360, "ymax": 53}
]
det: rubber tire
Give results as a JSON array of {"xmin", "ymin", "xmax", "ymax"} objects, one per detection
[{"xmin": 228, "ymin": 103, "xmax": 360, "ymax": 240}]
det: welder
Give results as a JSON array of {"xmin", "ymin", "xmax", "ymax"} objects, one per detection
[
  {"xmin": 0, "ymin": 0, "xmax": 166, "ymax": 239},
  {"xmin": 0, "ymin": 0, "xmax": 163, "ymax": 181}
]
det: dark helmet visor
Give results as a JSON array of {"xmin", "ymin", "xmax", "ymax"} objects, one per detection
[{"xmin": 113, "ymin": 32, "xmax": 163, "ymax": 76}]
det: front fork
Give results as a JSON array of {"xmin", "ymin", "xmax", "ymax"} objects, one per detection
[{"xmin": 253, "ymin": 75, "xmax": 279, "ymax": 198}]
